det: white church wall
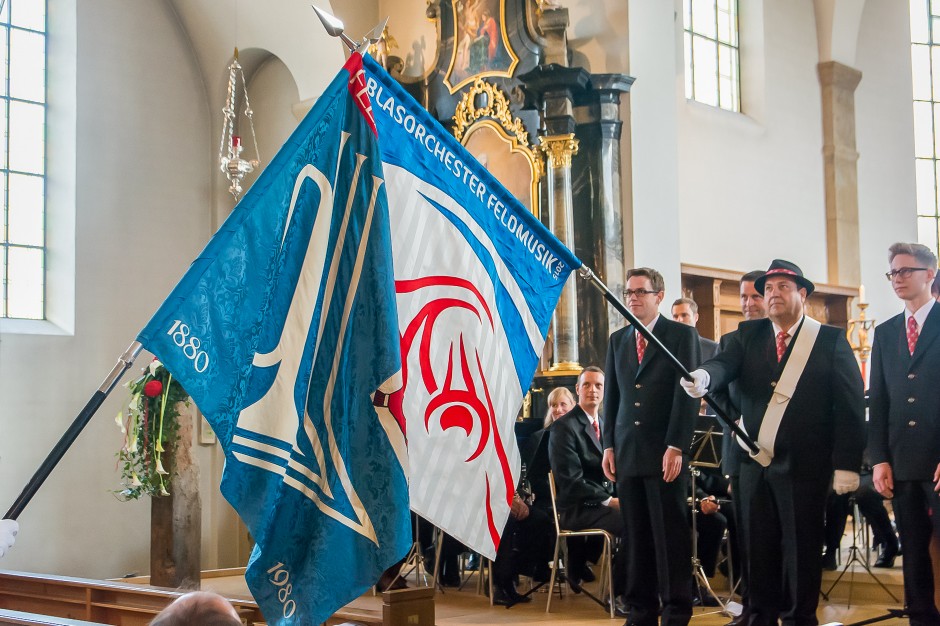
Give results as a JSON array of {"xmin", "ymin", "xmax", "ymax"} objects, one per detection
[
  {"xmin": 855, "ymin": 0, "xmax": 919, "ymax": 325},
  {"xmin": 676, "ymin": 0, "xmax": 830, "ymax": 284},
  {"xmin": 0, "ymin": 0, "xmax": 212, "ymax": 579}
]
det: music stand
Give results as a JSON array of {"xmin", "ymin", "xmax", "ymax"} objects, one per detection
[
  {"xmin": 820, "ymin": 496, "xmax": 898, "ymax": 606},
  {"xmin": 689, "ymin": 428, "xmax": 734, "ymax": 615}
]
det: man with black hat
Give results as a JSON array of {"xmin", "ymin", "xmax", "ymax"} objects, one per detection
[{"xmin": 681, "ymin": 259, "xmax": 865, "ymax": 626}]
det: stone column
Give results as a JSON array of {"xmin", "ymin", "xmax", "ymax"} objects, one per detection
[
  {"xmin": 818, "ymin": 61, "xmax": 862, "ymax": 287},
  {"xmin": 593, "ymin": 74, "xmax": 634, "ymax": 334},
  {"xmin": 541, "ymin": 133, "xmax": 580, "ymax": 370},
  {"xmin": 151, "ymin": 403, "xmax": 202, "ymax": 589}
]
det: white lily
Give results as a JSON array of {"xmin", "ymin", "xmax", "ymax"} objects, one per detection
[
  {"xmin": 155, "ymin": 458, "xmax": 169, "ymax": 475},
  {"xmin": 149, "ymin": 360, "xmax": 162, "ymax": 376},
  {"xmin": 130, "ymin": 473, "xmax": 143, "ymax": 488},
  {"xmin": 115, "ymin": 412, "xmax": 126, "ymax": 433}
]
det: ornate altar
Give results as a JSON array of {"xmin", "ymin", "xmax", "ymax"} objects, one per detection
[{"xmin": 397, "ymin": 1, "xmax": 634, "ymax": 402}]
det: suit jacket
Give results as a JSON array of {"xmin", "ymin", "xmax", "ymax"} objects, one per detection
[
  {"xmin": 602, "ymin": 316, "xmax": 702, "ymax": 477},
  {"xmin": 700, "ymin": 336, "xmax": 720, "ymax": 362},
  {"xmin": 715, "ymin": 330, "xmax": 746, "ymax": 476},
  {"xmin": 548, "ymin": 405, "xmax": 613, "ymax": 511},
  {"xmin": 869, "ymin": 304, "xmax": 940, "ymax": 481},
  {"xmin": 701, "ymin": 318, "xmax": 865, "ymax": 480}
]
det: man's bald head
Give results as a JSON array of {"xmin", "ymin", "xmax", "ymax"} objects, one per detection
[{"xmin": 150, "ymin": 591, "xmax": 241, "ymax": 626}]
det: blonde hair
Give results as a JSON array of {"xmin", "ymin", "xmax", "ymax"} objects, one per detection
[{"xmin": 544, "ymin": 387, "xmax": 576, "ymax": 428}]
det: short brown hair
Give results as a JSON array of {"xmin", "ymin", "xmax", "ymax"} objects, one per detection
[
  {"xmin": 933, "ymin": 273, "xmax": 940, "ymax": 297},
  {"xmin": 888, "ymin": 242, "xmax": 938, "ymax": 270},
  {"xmin": 626, "ymin": 267, "xmax": 665, "ymax": 293},
  {"xmin": 577, "ymin": 365, "xmax": 604, "ymax": 386},
  {"xmin": 741, "ymin": 270, "xmax": 764, "ymax": 285},
  {"xmin": 672, "ymin": 297, "xmax": 698, "ymax": 315}
]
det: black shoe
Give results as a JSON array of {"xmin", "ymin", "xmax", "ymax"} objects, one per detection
[
  {"xmin": 567, "ymin": 574, "xmax": 583, "ymax": 594},
  {"xmin": 493, "ymin": 586, "xmax": 531, "ymax": 606},
  {"xmin": 822, "ymin": 551, "xmax": 838, "ymax": 571},
  {"xmin": 874, "ymin": 541, "xmax": 898, "ymax": 568},
  {"xmin": 440, "ymin": 572, "xmax": 461, "ymax": 587},
  {"xmin": 466, "ymin": 553, "xmax": 480, "ymax": 571},
  {"xmin": 579, "ymin": 564, "xmax": 596, "ymax": 583}
]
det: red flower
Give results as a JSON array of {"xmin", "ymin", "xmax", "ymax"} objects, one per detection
[{"xmin": 144, "ymin": 380, "xmax": 163, "ymax": 397}]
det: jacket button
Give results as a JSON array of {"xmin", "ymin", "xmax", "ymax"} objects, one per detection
[
  {"xmin": 908, "ymin": 373, "xmax": 916, "ymax": 380},
  {"xmin": 635, "ymin": 383, "xmax": 642, "ymax": 389},
  {"xmin": 634, "ymin": 421, "xmax": 641, "ymax": 426},
  {"xmin": 770, "ymin": 381, "xmax": 777, "ymax": 388},
  {"xmin": 908, "ymin": 420, "xmax": 917, "ymax": 427},
  {"xmin": 908, "ymin": 397, "xmax": 916, "ymax": 403}
]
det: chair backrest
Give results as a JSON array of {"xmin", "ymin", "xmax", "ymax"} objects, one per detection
[{"xmin": 547, "ymin": 471, "xmax": 563, "ymax": 535}]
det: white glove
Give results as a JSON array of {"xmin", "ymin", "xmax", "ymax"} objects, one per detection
[
  {"xmin": 833, "ymin": 470, "xmax": 860, "ymax": 495},
  {"xmin": 680, "ymin": 369, "xmax": 710, "ymax": 398},
  {"xmin": 0, "ymin": 519, "xmax": 18, "ymax": 558}
]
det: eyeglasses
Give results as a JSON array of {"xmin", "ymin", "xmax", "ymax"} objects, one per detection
[
  {"xmin": 885, "ymin": 267, "xmax": 930, "ymax": 280},
  {"xmin": 623, "ymin": 289, "xmax": 661, "ymax": 299}
]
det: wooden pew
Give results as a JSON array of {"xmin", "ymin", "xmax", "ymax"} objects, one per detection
[{"xmin": 0, "ymin": 570, "xmax": 433, "ymax": 625}]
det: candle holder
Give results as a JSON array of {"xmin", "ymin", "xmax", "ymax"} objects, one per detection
[
  {"xmin": 219, "ymin": 48, "xmax": 261, "ymax": 200},
  {"xmin": 846, "ymin": 301, "xmax": 875, "ymax": 381}
]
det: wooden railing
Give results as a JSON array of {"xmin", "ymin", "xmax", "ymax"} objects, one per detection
[{"xmin": 0, "ymin": 570, "xmax": 434, "ymax": 626}]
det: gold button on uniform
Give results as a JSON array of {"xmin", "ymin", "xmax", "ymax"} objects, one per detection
[
  {"xmin": 908, "ymin": 420, "xmax": 917, "ymax": 427},
  {"xmin": 634, "ymin": 421, "xmax": 641, "ymax": 426},
  {"xmin": 770, "ymin": 382, "xmax": 777, "ymax": 388},
  {"xmin": 908, "ymin": 397, "xmax": 916, "ymax": 404},
  {"xmin": 908, "ymin": 373, "xmax": 916, "ymax": 380},
  {"xmin": 635, "ymin": 384, "xmax": 642, "ymax": 389}
]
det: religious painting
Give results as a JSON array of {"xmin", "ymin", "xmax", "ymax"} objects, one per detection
[{"xmin": 445, "ymin": 0, "xmax": 520, "ymax": 93}]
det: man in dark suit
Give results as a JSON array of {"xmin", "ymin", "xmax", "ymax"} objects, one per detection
[
  {"xmin": 715, "ymin": 270, "xmax": 766, "ymax": 625},
  {"xmin": 870, "ymin": 242, "xmax": 940, "ymax": 625},
  {"xmin": 672, "ymin": 297, "xmax": 719, "ymax": 360},
  {"xmin": 548, "ymin": 366, "xmax": 625, "ymax": 600},
  {"xmin": 682, "ymin": 259, "xmax": 865, "ymax": 626},
  {"xmin": 602, "ymin": 267, "xmax": 701, "ymax": 626}
]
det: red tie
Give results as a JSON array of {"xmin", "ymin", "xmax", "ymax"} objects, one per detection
[
  {"xmin": 636, "ymin": 334, "xmax": 647, "ymax": 364},
  {"xmin": 592, "ymin": 419, "xmax": 600, "ymax": 442},
  {"xmin": 776, "ymin": 331, "xmax": 790, "ymax": 362},
  {"xmin": 907, "ymin": 316, "xmax": 919, "ymax": 355}
]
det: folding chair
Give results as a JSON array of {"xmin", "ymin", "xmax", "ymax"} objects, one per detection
[{"xmin": 547, "ymin": 471, "xmax": 615, "ymax": 618}]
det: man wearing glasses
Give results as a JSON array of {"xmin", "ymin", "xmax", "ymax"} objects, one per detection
[
  {"xmin": 602, "ymin": 267, "xmax": 701, "ymax": 626},
  {"xmin": 870, "ymin": 242, "xmax": 940, "ymax": 625}
]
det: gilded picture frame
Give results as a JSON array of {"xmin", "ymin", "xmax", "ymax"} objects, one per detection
[{"xmin": 444, "ymin": 0, "xmax": 520, "ymax": 93}]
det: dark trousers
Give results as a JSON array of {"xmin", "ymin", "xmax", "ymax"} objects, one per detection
[
  {"xmin": 739, "ymin": 463, "xmax": 829, "ymax": 626},
  {"xmin": 729, "ymin": 475, "xmax": 749, "ymax": 607},
  {"xmin": 619, "ymin": 473, "xmax": 693, "ymax": 626},
  {"xmin": 559, "ymin": 503, "xmax": 626, "ymax": 595},
  {"xmin": 492, "ymin": 506, "xmax": 555, "ymax": 589},
  {"xmin": 690, "ymin": 507, "xmax": 727, "ymax": 577},
  {"xmin": 892, "ymin": 480, "xmax": 940, "ymax": 625},
  {"xmin": 824, "ymin": 476, "xmax": 897, "ymax": 554}
]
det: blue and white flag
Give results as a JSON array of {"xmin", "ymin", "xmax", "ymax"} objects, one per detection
[
  {"xmin": 362, "ymin": 56, "xmax": 581, "ymax": 558},
  {"xmin": 137, "ymin": 54, "xmax": 410, "ymax": 625}
]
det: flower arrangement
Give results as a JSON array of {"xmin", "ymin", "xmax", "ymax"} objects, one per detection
[{"xmin": 115, "ymin": 358, "xmax": 189, "ymax": 500}]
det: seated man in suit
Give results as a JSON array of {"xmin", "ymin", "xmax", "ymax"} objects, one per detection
[{"xmin": 549, "ymin": 366, "xmax": 625, "ymax": 603}]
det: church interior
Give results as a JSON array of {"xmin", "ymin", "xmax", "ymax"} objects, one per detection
[{"xmin": 1, "ymin": 0, "xmax": 939, "ymax": 624}]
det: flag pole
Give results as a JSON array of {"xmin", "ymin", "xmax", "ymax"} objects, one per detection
[
  {"xmin": 4, "ymin": 341, "xmax": 143, "ymax": 520},
  {"xmin": 311, "ymin": 6, "xmax": 387, "ymax": 53},
  {"xmin": 578, "ymin": 266, "xmax": 760, "ymax": 456}
]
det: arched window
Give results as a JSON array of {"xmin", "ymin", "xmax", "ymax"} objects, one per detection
[
  {"xmin": 683, "ymin": 0, "xmax": 740, "ymax": 112},
  {"xmin": 1, "ymin": 0, "xmax": 46, "ymax": 320},
  {"xmin": 911, "ymin": 0, "xmax": 940, "ymax": 256}
]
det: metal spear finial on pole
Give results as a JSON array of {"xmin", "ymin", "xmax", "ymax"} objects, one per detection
[{"xmin": 311, "ymin": 5, "xmax": 389, "ymax": 54}]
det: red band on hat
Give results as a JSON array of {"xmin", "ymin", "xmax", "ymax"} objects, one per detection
[{"xmin": 765, "ymin": 269, "xmax": 797, "ymax": 276}]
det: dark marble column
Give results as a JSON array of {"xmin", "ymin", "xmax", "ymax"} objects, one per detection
[{"xmin": 520, "ymin": 65, "xmax": 591, "ymax": 373}]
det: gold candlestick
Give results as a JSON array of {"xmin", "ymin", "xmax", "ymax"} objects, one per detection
[{"xmin": 846, "ymin": 301, "xmax": 875, "ymax": 381}]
